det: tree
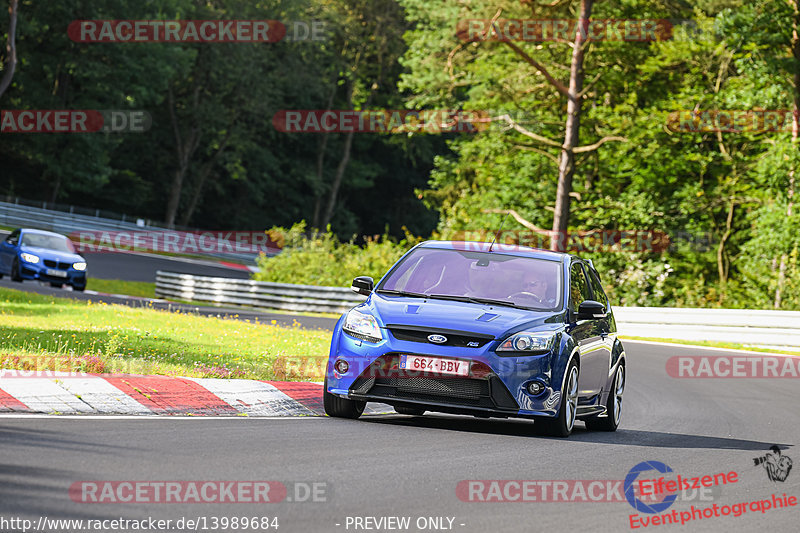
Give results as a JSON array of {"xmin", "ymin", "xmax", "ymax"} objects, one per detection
[{"xmin": 0, "ymin": 0, "xmax": 18, "ymax": 100}]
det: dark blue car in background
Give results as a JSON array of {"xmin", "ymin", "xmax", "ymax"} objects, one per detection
[
  {"xmin": 0, "ymin": 228, "xmax": 88, "ymax": 291},
  {"xmin": 324, "ymin": 240, "xmax": 626, "ymax": 437}
]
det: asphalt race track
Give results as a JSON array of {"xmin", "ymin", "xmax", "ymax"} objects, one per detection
[
  {"xmin": 80, "ymin": 251, "xmax": 252, "ymax": 282},
  {"xmin": 1, "ymin": 341, "xmax": 797, "ymax": 533}
]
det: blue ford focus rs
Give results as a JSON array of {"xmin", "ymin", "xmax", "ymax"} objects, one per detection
[{"xmin": 324, "ymin": 240, "xmax": 626, "ymax": 437}]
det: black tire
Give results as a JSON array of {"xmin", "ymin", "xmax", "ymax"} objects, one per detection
[
  {"xmin": 10, "ymin": 259, "xmax": 22, "ymax": 282},
  {"xmin": 50, "ymin": 282, "xmax": 64, "ymax": 288},
  {"xmin": 585, "ymin": 364, "xmax": 624, "ymax": 432},
  {"xmin": 323, "ymin": 377, "xmax": 365, "ymax": 419},
  {"xmin": 536, "ymin": 358, "xmax": 579, "ymax": 438},
  {"xmin": 394, "ymin": 405, "xmax": 425, "ymax": 416},
  {"xmin": 73, "ymin": 285, "xmax": 86, "ymax": 292}
]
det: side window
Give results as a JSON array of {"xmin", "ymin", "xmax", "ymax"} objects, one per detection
[
  {"xmin": 569, "ymin": 263, "xmax": 592, "ymax": 312},
  {"xmin": 588, "ymin": 268, "xmax": 609, "ymax": 307},
  {"xmin": 5, "ymin": 230, "xmax": 20, "ymax": 246}
]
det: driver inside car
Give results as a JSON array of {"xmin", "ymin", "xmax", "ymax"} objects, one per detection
[{"xmin": 513, "ymin": 268, "xmax": 554, "ymax": 307}]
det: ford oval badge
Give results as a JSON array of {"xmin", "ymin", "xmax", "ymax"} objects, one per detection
[{"xmin": 427, "ymin": 334, "xmax": 448, "ymax": 344}]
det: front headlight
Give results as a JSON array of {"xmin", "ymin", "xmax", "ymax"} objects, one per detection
[
  {"xmin": 497, "ymin": 331, "xmax": 557, "ymax": 353},
  {"xmin": 342, "ymin": 309, "xmax": 382, "ymax": 343},
  {"xmin": 72, "ymin": 262, "xmax": 87, "ymax": 271},
  {"xmin": 20, "ymin": 253, "xmax": 40, "ymax": 264}
]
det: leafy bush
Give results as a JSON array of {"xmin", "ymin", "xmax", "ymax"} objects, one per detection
[{"xmin": 253, "ymin": 222, "xmax": 423, "ymax": 287}]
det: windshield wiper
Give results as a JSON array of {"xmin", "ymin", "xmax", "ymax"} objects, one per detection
[
  {"xmin": 375, "ymin": 289, "xmax": 428, "ymax": 298},
  {"xmin": 427, "ymin": 294, "xmax": 530, "ymax": 310}
]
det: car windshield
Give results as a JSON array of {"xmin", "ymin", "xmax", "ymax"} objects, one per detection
[
  {"xmin": 378, "ymin": 247, "xmax": 563, "ymax": 310},
  {"xmin": 20, "ymin": 233, "xmax": 76, "ymax": 253}
]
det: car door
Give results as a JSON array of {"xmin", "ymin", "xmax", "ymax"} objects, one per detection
[
  {"xmin": 568, "ymin": 261, "xmax": 605, "ymax": 397},
  {"xmin": 0, "ymin": 230, "xmax": 20, "ymax": 273},
  {"xmin": 586, "ymin": 266, "xmax": 614, "ymax": 392}
]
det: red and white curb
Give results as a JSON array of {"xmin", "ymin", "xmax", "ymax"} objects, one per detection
[{"xmin": 0, "ymin": 371, "xmax": 390, "ymax": 416}]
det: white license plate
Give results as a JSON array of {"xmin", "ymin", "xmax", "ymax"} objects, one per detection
[
  {"xmin": 400, "ymin": 355, "xmax": 470, "ymax": 376},
  {"xmin": 46, "ymin": 269, "xmax": 68, "ymax": 278}
]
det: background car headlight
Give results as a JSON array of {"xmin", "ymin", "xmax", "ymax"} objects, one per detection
[
  {"xmin": 497, "ymin": 331, "xmax": 556, "ymax": 353},
  {"xmin": 342, "ymin": 309, "xmax": 382, "ymax": 343},
  {"xmin": 72, "ymin": 262, "xmax": 87, "ymax": 271},
  {"xmin": 20, "ymin": 253, "xmax": 39, "ymax": 264}
]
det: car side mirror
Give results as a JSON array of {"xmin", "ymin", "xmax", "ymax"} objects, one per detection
[
  {"xmin": 577, "ymin": 300, "xmax": 607, "ymax": 320},
  {"xmin": 351, "ymin": 276, "xmax": 374, "ymax": 296}
]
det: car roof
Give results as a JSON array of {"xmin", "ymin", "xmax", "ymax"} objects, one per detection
[
  {"xmin": 417, "ymin": 240, "xmax": 580, "ymax": 263},
  {"xmin": 18, "ymin": 228, "xmax": 69, "ymax": 239}
]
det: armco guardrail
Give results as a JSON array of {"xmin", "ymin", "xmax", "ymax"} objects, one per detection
[
  {"xmin": 155, "ymin": 271, "xmax": 366, "ymax": 313},
  {"xmin": 614, "ymin": 307, "xmax": 800, "ymax": 350},
  {"xmin": 0, "ymin": 200, "xmax": 265, "ymax": 264},
  {"xmin": 155, "ymin": 272, "xmax": 800, "ymax": 349}
]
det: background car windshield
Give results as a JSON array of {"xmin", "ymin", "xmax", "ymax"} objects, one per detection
[
  {"xmin": 21, "ymin": 233, "xmax": 75, "ymax": 253},
  {"xmin": 380, "ymin": 247, "xmax": 562, "ymax": 309}
]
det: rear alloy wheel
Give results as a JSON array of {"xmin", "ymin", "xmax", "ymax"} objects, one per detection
[
  {"xmin": 10, "ymin": 259, "xmax": 22, "ymax": 282},
  {"xmin": 394, "ymin": 405, "xmax": 425, "ymax": 416},
  {"xmin": 323, "ymin": 377, "xmax": 365, "ymax": 419},
  {"xmin": 585, "ymin": 364, "xmax": 624, "ymax": 432},
  {"xmin": 537, "ymin": 359, "xmax": 579, "ymax": 438}
]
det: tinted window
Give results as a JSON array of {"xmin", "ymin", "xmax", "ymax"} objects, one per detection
[
  {"xmin": 569, "ymin": 263, "xmax": 592, "ymax": 312},
  {"xmin": 379, "ymin": 247, "xmax": 563, "ymax": 310},
  {"xmin": 588, "ymin": 268, "xmax": 608, "ymax": 306}
]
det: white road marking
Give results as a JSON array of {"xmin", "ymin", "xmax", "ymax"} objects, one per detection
[
  {"xmin": 0, "ymin": 376, "xmax": 93, "ymax": 414},
  {"xmin": 184, "ymin": 378, "xmax": 314, "ymax": 416},
  {"xmin": 57, "ymin": 378, "xmax": 153, "ymax": 415}
]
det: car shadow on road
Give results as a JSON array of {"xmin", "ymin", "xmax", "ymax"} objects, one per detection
[{"xmin": 361, "ymin": 414, "xmax": 788, "ymax": 451}]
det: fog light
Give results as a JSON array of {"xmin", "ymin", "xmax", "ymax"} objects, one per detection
[
  {"xmin": 526, "ymin": 381, "xmax": 545, "ymax": 395},
  {"xmin": 334, "ymin": 359, "xmax": 349, "ymax": 374}
]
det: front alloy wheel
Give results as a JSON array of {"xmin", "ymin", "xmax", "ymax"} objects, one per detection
[
  {"xmin": 323, "ymin": 377, "xmax": 365, "ymax": 419},
  {"xmin": 537, "ymin": 359, "xmax": 579, "ymax": 438}
]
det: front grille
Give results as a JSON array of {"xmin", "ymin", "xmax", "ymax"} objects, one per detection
[
  {"xmin": 370, "ymin": 375, "xmax": 490, "ymax": 407},
  {"xmin": 349, "ymin": 354, "xmax": 518, "ymax": 411},
  {"xmin": 386, "ymin": 325, "xmax": 493, "ymax": 348},
  {"xmin": 43, "ymin": 260, "xmax": 67, "ymax": 270}
]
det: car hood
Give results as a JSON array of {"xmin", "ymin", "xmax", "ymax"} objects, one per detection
[
  {"xmin": 20, "ymin": 246, "xmax": 85, "ymax": 263},
  {"xmin": 367, "ymin": 294, "xmax": 566, "ymax": 339}
]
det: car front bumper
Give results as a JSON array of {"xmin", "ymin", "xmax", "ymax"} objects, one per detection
[
  {"xmin": 326, "ymin": 324, "xmax": 569, "ymax": 419},
  {"xmin": 19, "ymin": 261, "xmax": 86, "ymax": 286}
]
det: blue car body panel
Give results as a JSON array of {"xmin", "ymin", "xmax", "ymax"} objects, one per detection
[{"xmin": 326, "ymin": 241, "xmax": 626, "ymax": 421}]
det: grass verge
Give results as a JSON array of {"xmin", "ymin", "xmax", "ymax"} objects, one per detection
[
  {"xmin": 87, "ymin": 279, "xmax": 156, "ymax": 298},
  {"xmin": 620, "ymin": 336, "xmax": 800, "ymax": 356},
  {"xmin": 0, "ymin": 287, "xmax": 331, "ymax": 381}
]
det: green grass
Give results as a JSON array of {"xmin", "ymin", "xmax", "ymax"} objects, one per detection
[
  {"xmin": 619, "ymin": 336, "xmax": 800, "ymax": 356},
  {"xmin": 87, "ymin": 279, "xmax": 156, "ymax": 298},
  {"xmin": 0, "ymin": 287, "xmax": 331, "ymax": 380}
]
